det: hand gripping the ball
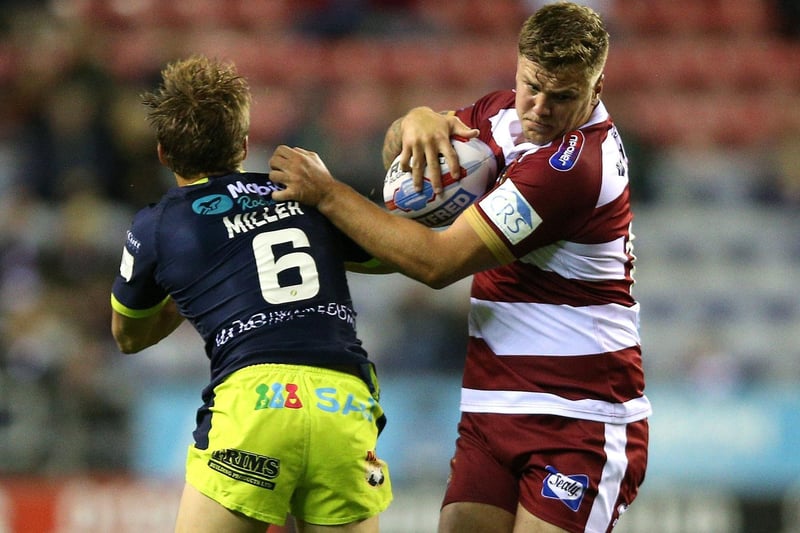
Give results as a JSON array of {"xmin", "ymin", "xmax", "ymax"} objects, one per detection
[
  {"xmin": 394, "ymin": 107, "xmax": 480, "ymax": 194},
  {"xmin": 383, "ymin": 137, "xmax": 497, "ymax": 228}
]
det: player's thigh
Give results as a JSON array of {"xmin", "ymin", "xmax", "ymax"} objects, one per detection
[
  {"xmin": 513, "ymin": 503, "xmax": 570, "ymax": 533},
  {"xmin": 439, "ymin": 501, "xmax": 515, "ymax": 533},
  {"xmin": 441, "ymin": 413, "xmax": 520, "ymax": 515},
  {"xmin": 174, "ymin": 483, "xmax": 269, "ymax": 533},
  {"xmin": 437, "ymin": 500, "xmax": 570, "ymax": 533},
  {"xmin": 295, "ymin": 515, "xmax": 379, "ymax": 533}
]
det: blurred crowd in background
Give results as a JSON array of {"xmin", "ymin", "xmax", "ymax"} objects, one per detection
[{"xmin": 1, "ymin": 0, "xmax": 799, "ymax": 479}]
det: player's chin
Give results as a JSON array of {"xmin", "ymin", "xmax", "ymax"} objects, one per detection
[{"xmin": 523, "ymin": 126, "xmax": 556, "ymax": 145}]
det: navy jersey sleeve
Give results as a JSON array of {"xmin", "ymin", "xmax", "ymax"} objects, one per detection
[{"xmin": 111, "ymin": 206, "xmax": 170, "ymax": 317}]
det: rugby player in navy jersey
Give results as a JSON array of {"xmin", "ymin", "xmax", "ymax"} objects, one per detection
[
  {"xmin": 110, "ymin": 56, "xmax": 391, "ymax": 533},
  {"xmin": 269, "ymin": 3, "xmax": 649, "ymax": 532}
]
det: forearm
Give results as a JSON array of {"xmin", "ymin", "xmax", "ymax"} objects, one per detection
[
  {"xmin": 269, "ymin": 144, "xmax": 496, "ymax": 286},
  {"xmin": 317, "ymin": 181, "xmax": 471, "ymax": 289}
]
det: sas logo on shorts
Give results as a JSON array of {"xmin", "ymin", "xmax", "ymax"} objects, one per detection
[
  {"xmin": 208, "ymin": 448, "xmax": 281, "ymax": 490},
  {"xmin": 541, "ymin": 465, "xmax": 589, "ymax": 512},
  {"xmin": 548, "ymin": 130, "xmax": 584, "ymax": 172},
  {"xmin": 364, "ymin": 450, "xmax": 387, "ymax": 488},
  {"xmin": 192, "ymin": 194, "xmax": 234, "ymax": 215}
]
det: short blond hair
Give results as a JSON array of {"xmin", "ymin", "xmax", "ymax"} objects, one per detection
[
  {"xmin": 518, "ymin": 2, "xmax": 609, "ymax": 82},
  {"xmin": 142, "ymin": 55, "xmax": 251, "ymax": 177}
]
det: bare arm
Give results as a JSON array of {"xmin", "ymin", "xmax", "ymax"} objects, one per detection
[
  {"xmin": 270, "ymin": 146, "xmax": 500, "ymax": 289},
  {"xmin": 382, "ymin": 107, "xmax": 479, "ymax": 194},
  {"xmin": 111, "ymin": 297, "xmax": 185, "ymax": 354}
]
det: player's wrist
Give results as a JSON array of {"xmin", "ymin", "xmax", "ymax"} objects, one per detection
[{"xmin": 315, "ymin": 179, "xmax": 350, "ymax": 217}]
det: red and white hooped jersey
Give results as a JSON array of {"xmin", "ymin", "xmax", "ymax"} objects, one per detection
[{"xmin": 458, "ymin": 91, "xmax": 651, "ymax": 424}]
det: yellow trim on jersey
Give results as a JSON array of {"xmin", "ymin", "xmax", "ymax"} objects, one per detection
[
  {"xmin": 352, "ymin": 257, "xmax": 383, "ymax": 269},
  {"xmin": 110, "ymin": 293, "xmax": 171, "ymax": 318},
  {"xmin": 345, "ymin": 257, "xmax": 396, "ymax": 275},
  {"xmin": 463, "ymin": 205, "xmax": 516, "ymax": 265}
]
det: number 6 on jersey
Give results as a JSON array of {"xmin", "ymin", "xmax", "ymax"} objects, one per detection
[{"xmin": 253, "ymin": 228, "xmax": 320, "ymax": 304}]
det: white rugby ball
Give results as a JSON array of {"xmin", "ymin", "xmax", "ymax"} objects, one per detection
[{"xmin": 383, "ymin": 137, "xmax": 497, "ymax": 228}]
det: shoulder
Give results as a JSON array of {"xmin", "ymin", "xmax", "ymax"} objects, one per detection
[
  {"xmin": 129, "ymin": 197, "xmax": 168, "ymax": 236},
  {"xmin": 461, "ymin": 90, "xmax": 515, "ymax": 114},
  {"xmin": 523, "ymin": 120, "xmax": 612, "ymax": 178},
  {"xmin": 473, "ymin": 89, "xmax": 515, "ymax": 109},
  {"xmin": 205, "ymin": 172, "xmax": 278, "ymax": 198},
  {"xmin": 497, "ymin": 128, "xmax": 606, "ymax": 217},
  {"xmin": 455, "ymin": 90, "xmax": 515, "ymax": 123}
]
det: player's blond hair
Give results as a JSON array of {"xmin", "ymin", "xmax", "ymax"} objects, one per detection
[
  {"xmin": 518, "ymin": 2, "xmax": 609, "ymax": 83},
  {"xmin": 142, "ymin": 55, "xmax": 251, "ymax": 178}
]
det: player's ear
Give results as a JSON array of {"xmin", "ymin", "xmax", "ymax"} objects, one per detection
[
  {"xmin": 242, "ymin": 136, "xmax": 249, "ymax": 160},
  {"xmin": 592, "ymin": 74, "xmax": 604, "ymax": 104},
  {"xmin": 157, "ymin": 143, "xmax": 168, "ymax": 166}
]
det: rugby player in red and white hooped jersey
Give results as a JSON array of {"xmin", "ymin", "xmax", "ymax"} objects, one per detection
[{"xmin": 269, "ymin": 3, "xmax": 650, "ymax": 532}]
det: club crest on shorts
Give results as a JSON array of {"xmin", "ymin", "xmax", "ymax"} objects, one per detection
[
  {"xmin": 541, "ymin": 465, "xmax": 588, "ymax": 512},
  {"xmin": 364, "ymin": 450, "xmax": 386, "ymax": 487}
]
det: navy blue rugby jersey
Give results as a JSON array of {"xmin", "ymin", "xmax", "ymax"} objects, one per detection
[{"xmin": 111, "ymin": 172, "xmax": 375, "ymax": 387}]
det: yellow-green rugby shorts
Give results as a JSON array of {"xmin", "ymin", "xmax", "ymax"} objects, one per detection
[{"xmin": 185, "ymin": 363, "xmax": 392, "ymax": 526}]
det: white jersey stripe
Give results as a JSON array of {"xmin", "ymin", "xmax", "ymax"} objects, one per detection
[
  {"xmin": 488, "ymin": 108, "xmax": 540, "ymax": 162},
  {"xmin": 598, "ymin": 129, "xmax": 629, "ymax": 207},
  {"xmin": 469, "ymin": 299, "xmax": 640, "ymax": 356},
  {"xmin": 459, "ymin": 389, "xmax": 652, "ymax": 423},
  {"xmin": 519, "ymin": 237, "xmax": 630, "ymax": 280},
  {"xmin": 586, "ymin": 423, "xmax": 629, "ymax": 531}
]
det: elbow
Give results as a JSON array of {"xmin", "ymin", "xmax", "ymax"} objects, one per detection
[
  {"xmin": 403, "ymin": 257, "xmax": 471, "ymax": 289},
  {"xmin": 424, "ymin": 277, "xmax": 452, "ymax": 290},
  {"xmin": 112, "ymin": 327, "xmax": 147, "ymax": 354},
  {"xmin": 114, "ymin": 336, "xmax": 143, "ymax": 354},
  {"xmin": 417, "ymin": 268, "xmax": 461, "ymax": 290},
  {"xmin": 111, "ymin": 311, "xmax": 151, "ymax": 354}
]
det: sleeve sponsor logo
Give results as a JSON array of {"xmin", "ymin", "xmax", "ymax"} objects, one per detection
[
  {"xmin": 125, "ymin": 230, "xmax": 142, "ymax": 252},
  {"xmin": 479, "ymin": 180, "xmax": 540, "ymax": 245},
  {"xmin": 119, "ymin": 229, "xmax": 141, "ymax": 282},
  {"xmin": 119, "ymin": 247, "xmax": 134, "ymax": 282},
  {"xmin": 548, "ymin": 130, "xmax": 585, "ymax": 172}
]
